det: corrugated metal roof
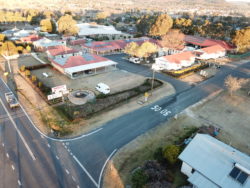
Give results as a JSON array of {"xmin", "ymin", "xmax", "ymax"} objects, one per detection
[
  {"xmin": 179, "ymin": 134, "xmax": 250, "ymax": 188},
  {"xmin": 188, "ymin": 171, "xmax": 219, "ymax": 188}
]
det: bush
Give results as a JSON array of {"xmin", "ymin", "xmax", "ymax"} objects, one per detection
[
  {"xmin": 153, "ymin": 147, "xmax": 165, "ymax": 164},
  {"xmin": 20, "ymin": 65, "xmax": 26, "ymax": 72},
  {"xmin": 163, "ymin": 145, "xmax": 180, "ymax": 165},
  {"xmin": 31, "ymin": 75, "xmax": 37, "ymax": 82},
  {"xmin": 25, "ymin": 70, "xmax": 31, "ymax": 77},
  {"xmin": 131, "ymin": 168, "xmax": 148, "ymax": 188}
]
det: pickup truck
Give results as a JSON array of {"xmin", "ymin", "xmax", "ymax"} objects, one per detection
[{"xmin": 5, "ymin": 92, "xmax": 19, "ymax": 109}]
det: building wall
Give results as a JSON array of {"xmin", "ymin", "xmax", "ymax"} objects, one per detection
[
  {"xmin": 181, "ymin": 162, "xmax": 193, "ymax": 177},
  {"xmin": 51, "ymin": 62, "xmax": 65, "ymax": 74},
  {"xmin": 199, "ymin": 51, "xmax": 226, "ymax": 60},
  {"xmin": 155, "ymin": 58, "xmax": 195, "ymax": 71}
]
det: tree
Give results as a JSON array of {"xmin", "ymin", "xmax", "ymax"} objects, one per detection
[
  {"xmin": 0, "ymin": 34, "xmax": 6, "ymax": 42},
  {"xmin": 26, "ymin": 45, "xmax": 31, "ymax": 52},
  {"xmin": 224, "ymin": 75, "xmax": 248, "ymax": 96},
  {"xmin": 96, "ymin": 11, "xmax": 109, "ymax": 20},
  {"xmin": 57, "ymin": 14, "xmax": 79, "ymax": 35},
  {"xmin": 136, "ymin": 15, "xmax": 157, "ymax": 36},
  {"xmin": 131, "ymin": 168, "xmax": 148, "ymax": 188},
  {"xmin": 20, "ymin": 65, "xmax": 26, "ymax": 72},
  {"xmin": 135, "ymin": 41, "xmax": 158, "ymax": 58},
  {"xmin": 232, "ymin": 27, "xmax": 250, "ymax": 53},
  {"xmin": 31, "ymin": 75, "xmax": 37, "ymax": 82},
  {"xmin": 163, "ymin": 145, "xmax": 180, "ymax": 165},
  {"xmin": 124, "ymin": 42, "xmax": 139, "ymax": 57},
  {"xmin": 0, "ymin": 41, "xmax": 18, "ymax": 56},
  {"xmin": 40, "ymin": 19, "xmax": 53, "ymax": 32},
  {"xmin": 160, "ymin": 29, "xmax": 185, "ymax": 50},
  {"xmin": 25, "ymin": 70, "xmax": 31, "ymax": 77},
  {"xmin": 149, "ymin": 14, "xmax": 173, "ymax": 36}
]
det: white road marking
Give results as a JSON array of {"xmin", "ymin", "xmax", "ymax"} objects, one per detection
[
  {"xmin": 47, "ymin": 144, "xmax": 51, "ymax": 148},
  {"xmin": 0, "ymin": 79, "xmax": 103, "ymax": 143},
  {"xmin": 18, "ymin": 180, "xmax": 21, "ymax": 186},
  {"xmin": 56, "ymin": 155, "xmax": 59, "ymax": 160},
  {"xmin": 40, "ymin": 134, "xmax": 44, "ymax": 139},
  {"xmin": 73, "ymin": 155, "xmax": 98, "ymax": 188},
  {"xmin": 2, "ymin": 143, "xmax": 4, "ymax": 147},
  {"xmin": 11, "ymin": 165, "xmax": 15, "ymax": 170},
  {"xmin": 72, "ymin": 176, "xmax": 76, "ymax": 182},
  {"xmin": 76, "ymin": 185, "xmax": 80, "ymax": 188},
  {"xmin": 6, "ymin": 153, "xmax": 9, "ymax": 158},
  {"xmin": 65, "ymin": 169, "xmax": 69, "ymax": 174},
  {"xmin": 0, "ymin": 98, "xmax": 36, "ymax": 161},
  {"xmin": 98, "ymin": 149, "xmax": 117, "ymax": 188},
  {"xmin": 151, "ymin": 105, "xmax": 171, "ymax": 117}
]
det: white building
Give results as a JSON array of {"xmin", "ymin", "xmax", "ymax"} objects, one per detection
[
  {"xmin": 195, "ymin": 45, "xmax": 226, "ymax": 60},
  {"xmin": 77, "ymin": 23, "xmax": 132, "ymax": 40},
  {"xmin": 49, "ymin": 53, "xmax": 117, "ymax": 79},
  {"xmin": 179, "ymin": 134, "xmax": 250, "ymax": 188},
  {"xmin": 33, "ymin": 38, "xmax": 66, "ymax": 51},
  {"xmin": 154, "ymin": 51, "xmax": 196, "ymax": 71}
]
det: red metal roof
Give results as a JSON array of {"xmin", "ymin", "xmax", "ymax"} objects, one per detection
[
  {"xmin": 199, "ymin": 45, "xmax": 226, "ymax": 54},
  {"xmin": 50, "ymin": 54, "xmax": 109, "ymax": 68},
  {"xmin": 184, "ymin": 35, "xmax": 235, "ymax": 51},
  {"xmin": 69, "ymin": 39, "xmax": 86, "ymax": 45},
  {"xmin": 20, "ymin": 35, "xmax": 41, "ymax": 42},
  {"xmin": 163, "ymin": 51, "xmax": 196, "ymax": 64},
  {"xmin": 47, "ymin": 45, "xmax": 79, "ymax": 56}
]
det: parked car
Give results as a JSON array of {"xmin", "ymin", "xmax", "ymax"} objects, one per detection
[
  {"xmin": 128, "ymin": 57, "xmax": 141, "ymax": 64},
  {"xmin": 95, "ymin": 83, "xmax": 110, "ymax": 94},
  {"xmin": 5, "ymin": 92, "xmax": 19, "ymax": 109}
]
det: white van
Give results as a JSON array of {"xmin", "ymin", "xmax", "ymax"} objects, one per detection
[
  {"xmin": 95, "ymin": 83, "xmax": 110, "ymax": 94},
  {"xmin": 129, "ymin": 57, "xmax": 141, "ymax": 64}
]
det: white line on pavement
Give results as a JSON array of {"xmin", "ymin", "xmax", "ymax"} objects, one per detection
[
  {"xmin": 77, "ymin": 185, "xmax": 80, "ymax": 188},
  {"xmin": 0, "ymin": 79, "xmax": 103, "ymax": 143},
  {"xmin": 47, "ymin": 144, "xmax": 51, "ymax": 148},
  {"xmin": 73, "ymin": 155, "xmax": 98, "ymax": 188},
  {"xmin": 72, "ymin": 176, "xmax": 76, "ymax": 182},
  {"xmin": 6, "ymin": 153, "xmax": 9, "ymax": 158},
  {"xmin": 0, "ymin": 98, "xmax": 36, "ymax": 161},
  {"xmin": 2, "ymin": 143, "xmax": 4, "ymax": 147},
  {"xmin": 56, "ymin": 155, "xmax": 59, "ymax": 160},
  {"xmin": 65, "ymin": 169, "xmax": 69, "ymax": 174},
  {"xmin": 18, "ymin": 180, "xmax": 21, "ymax": 186},
  {"xmin": 98, "ymin": 149, "xmax": 117, "ymax": 188},
  {"xmin": 11, "ymin": 165, "xmax": 15, "ymax": 170}
]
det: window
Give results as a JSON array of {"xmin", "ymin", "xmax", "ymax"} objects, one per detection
[{"xmin": 229, "ymin": 167, "xmax": 249, "ymax": 185}]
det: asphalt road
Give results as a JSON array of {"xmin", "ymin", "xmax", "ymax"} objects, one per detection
[{"xmin": 0, "ymin": 55, "xmax": 249, "ymax": 188}]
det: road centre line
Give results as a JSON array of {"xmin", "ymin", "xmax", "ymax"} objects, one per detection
[
  {"xmin": 6, "ymin": 153, "xmax": 9, "ymax": 158},
  {"xmin": 0, "ymin": 98, "xmax": 36, "ymax": 161},
  {"xmin": 11, "ymin": 164, "xmax": 15, "ymax": 170},
  {"xmin": 73, "ymin": 155, "xmax": 98, "ymax": 188},
  {"xmin": 98, "ymin": 149, "xmax": 117, "ymax": 188}
]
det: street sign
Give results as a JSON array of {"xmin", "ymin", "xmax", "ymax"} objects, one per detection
[
  {"xmin": 52, "ymin": 85, "xmax": 67, "ymax": 94},
  {"xmin": 48, "ymin": 92, "xmax": 62, "ymax": 100}
]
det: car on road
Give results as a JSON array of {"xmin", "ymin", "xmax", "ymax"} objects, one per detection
[
  {"xmin": 5, "ymin": 92, "xmax": 19, "ymax": 109},
  {"xmin": 95, "ymin": 83, "xmax": 110, "ymax": 94}
]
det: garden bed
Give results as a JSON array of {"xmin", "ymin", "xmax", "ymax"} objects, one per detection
[{"xmin": 55, "ymin": 79, "xmax": 163, "ymax": 120}]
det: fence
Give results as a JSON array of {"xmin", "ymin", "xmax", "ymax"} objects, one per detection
[{"xmin": 227, "ymin": 52, "xmax": 250, "ymax": 59}]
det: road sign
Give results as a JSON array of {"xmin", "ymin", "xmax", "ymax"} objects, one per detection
[
  {"xmin": 52, "ymin": 85, "xmax": 67, "ymax": 94},
  {"xmin": 48, "ymin": 92, "xmax": 62, "ymax": 100}
]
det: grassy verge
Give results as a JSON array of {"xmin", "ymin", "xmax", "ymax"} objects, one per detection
[{"xmin": 104, "ymin": 115, "xmax": 201, "ymax": 188}]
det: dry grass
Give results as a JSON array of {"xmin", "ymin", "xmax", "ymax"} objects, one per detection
[{"xmin": 104, "ymin": 115, "xmax": 200, "ymax": 187}]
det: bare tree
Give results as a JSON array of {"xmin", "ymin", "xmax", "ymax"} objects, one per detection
[
  {"xmin": 224, "ymin": 75, "xmax": 248, "ymax": 96},
  {"xmin": 159, "ymin": 29, "xmax": 185, "ymax": 51}
]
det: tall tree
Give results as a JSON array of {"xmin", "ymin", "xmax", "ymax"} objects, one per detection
[
  {"xmin": 149, "ymin": 14, "xmax": 173, "ymax": 36},
  {"xmin": 232, "ymin": 27, "xmax": 250, "ymax": 53},
  {"xmin": 57, "ymin": 14, "xmax": 79, "ymax": 35},
  {"xmin": 136, "ymin": 15, "xmax": 157, "ymax": 36},
  {"xmin": 40, "ymin": 19, "xmax": 53, "ymax": 32},
  {"xmin": 0, "ymin": 41, "xmax": 18, "ymax": 56},
  {"xmin": 224, "ymin": 75, "xmax": 248, "ymax": 96},
  {"xmin": 124, "ymin": 42, "xmax": 139, "ymax": 57},
  {"xmin": 160, "ymin": 29, "xmax": 185, "ymax": 50}
]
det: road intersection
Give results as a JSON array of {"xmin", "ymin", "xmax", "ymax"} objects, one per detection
[{"xmin": 0, "ymin": 56, "xmax": 249, "ymax": 188}]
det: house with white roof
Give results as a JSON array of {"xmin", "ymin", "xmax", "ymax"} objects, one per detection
[
  {"xmin": 48, "ymin": 53, "xmax": 117, "ymax": 79},
  {"xmin": 179, "ymin": 134, "xmax": 250, "ymax": 188},
  {"xmin": 154, "ymin": 51, "xmax": 196, "ymax": 71},
  {"xmin": 33, "ymin": 38, "xmax": 66, "ymax": 51},
  {"xmin": 195, "ymin": 45, "xmax": 226, "ymax": 60},
  {"xmin": 77, "ymin": 23, "xmax": 132, "ymax": 40}
]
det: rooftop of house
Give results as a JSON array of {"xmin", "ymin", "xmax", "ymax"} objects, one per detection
[
  {"xmin": 197, "ymin": 45, "xmax": 226, "ymax": 54},
  {"xmin": 50, "ymin": 53, "xmax": 110, "ymax": 69},
  {"xmin": 47, "ymin": 45, "xmax": 79, "ymax": 56},
  {"xmin": 184, "ymin": 35, "xmax": 235, "ymax": 51},
  {"xmin": 20, "ymin": 35, "xmax": 42, "ymax": 42},
  {"xmin": 159, "ymin": 51, "xmax": 196, "ymax": 64},
  {"xmin": 179, "ymin": 134, "xmax": 250, "ymax": 188}
]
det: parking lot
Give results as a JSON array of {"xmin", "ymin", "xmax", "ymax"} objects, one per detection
[{"xmin": 31, "ymin": 67, "xmax": 146, "ymax": 94}]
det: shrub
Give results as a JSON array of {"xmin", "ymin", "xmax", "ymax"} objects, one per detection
[
  {"xmin": 20, "ymin": 65, "xmax": 26, "ymax": 72},
  {"xmin": 153, "ymin": 147, "xmax": 165, "ymax": 164},
  {"xmin": 38, "ymin": 81, "xmax": 43, "ymax": 88},
  {"xmin": 131, "ymin": 168, "xmax": 148, "ymax": 188},
  {"xmin": 25, "ymin": 70, "xmax": 31, "ymax": 77},
  {"xmin": 31, "ymin": 75, "xmax": 37, "ymax": 82},
  {"xmin": 163, "ymin": 145, "xmax": 180, "ymax": 165}
]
